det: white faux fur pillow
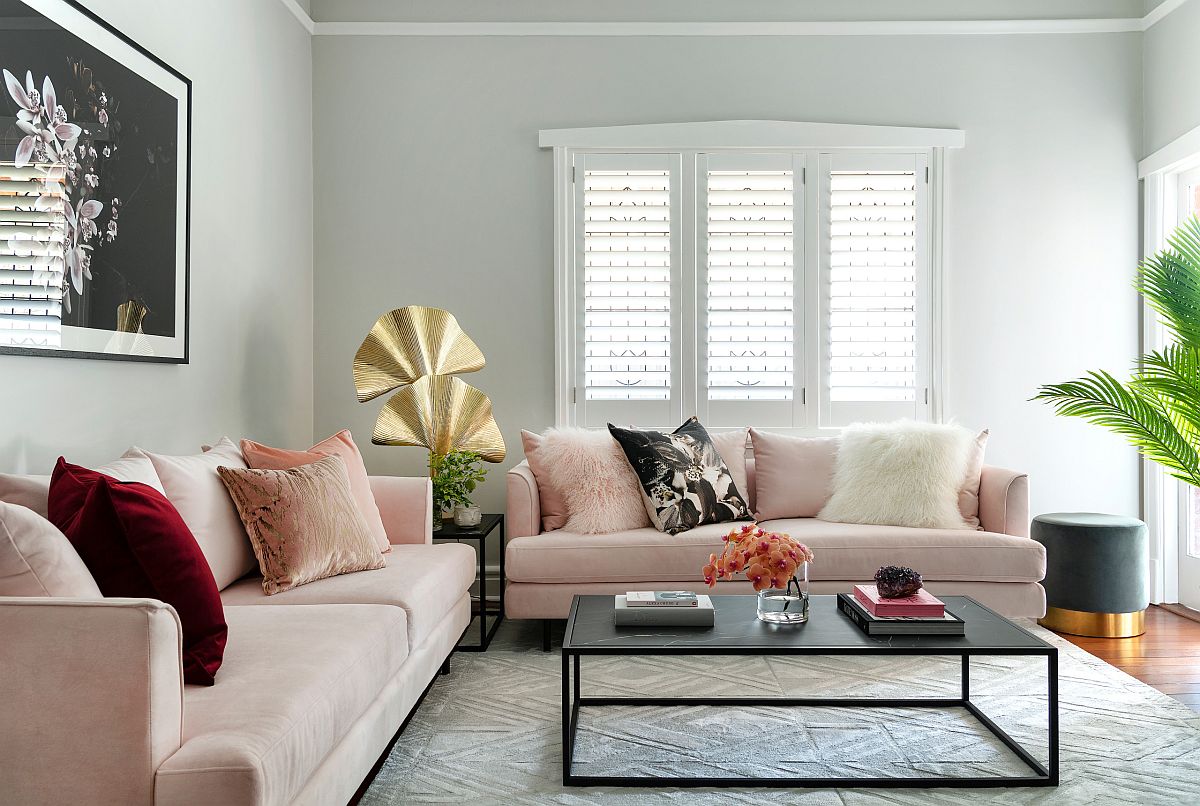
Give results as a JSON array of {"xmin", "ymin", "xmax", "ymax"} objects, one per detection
[
  {"xmin": 818, "ymin": 421, "xmax": 975, "ymax": 529},
  {"xmin": 536, "ymin": 428, "xmax": 651, "ymax": 534}
]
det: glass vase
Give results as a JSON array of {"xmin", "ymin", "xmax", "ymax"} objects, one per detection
[{"xmin": 756, "ymin": 562, "xmax": 809, "ymax": 624}]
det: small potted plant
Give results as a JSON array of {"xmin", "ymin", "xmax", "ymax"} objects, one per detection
[
  {"xmin": 429, "ymin": 450, "xmax": 487, "ymax": 529},
  {"xmin": 703, "ymin": 523, "xmax": 815, "ymax": 623}
]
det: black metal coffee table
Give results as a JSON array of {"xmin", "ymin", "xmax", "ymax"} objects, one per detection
[{"xmin": 561, "ymin": 594, "xmax": 1058, "ymax": 788}]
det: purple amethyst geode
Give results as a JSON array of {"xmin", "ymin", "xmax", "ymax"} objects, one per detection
[{"xmin": 874, "ymin": 566, "xmax": 924, "ymax": 598}]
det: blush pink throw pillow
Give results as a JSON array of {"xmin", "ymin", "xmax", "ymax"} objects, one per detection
[
  {"xmin": 240, "ymin": 430, "xmax": 390, "ymax": 554},
  {"xmin": 535, "ymin": 428, "xmax": 650, "ymax": 534},
  {"xmin": 750, "ymin": 429, "xmax": 840, "ymax": 520},
  {"xmin": 520, "ymin": 430, "xmax": 569, "ymax": 532},
  {"xmin": 217, "ymin": 455, "xmax": 385, "ymax": 595}
]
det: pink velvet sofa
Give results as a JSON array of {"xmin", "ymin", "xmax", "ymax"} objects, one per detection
[
  {"xmin": 505, "ymin": 456, "xmax": 1044, "ymax": 632},
  {"xmin": 0, "ymin": 476, "xmax": 474, "ymax": 806}
]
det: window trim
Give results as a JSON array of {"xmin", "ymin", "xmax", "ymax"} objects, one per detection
[
  {"xmin": 1138, "ymin": 124, "xmax": 1200, "ymax": 605},
  {"xmin": 544, "ymin": 121, "xmax": 963, "ymax": 432}
]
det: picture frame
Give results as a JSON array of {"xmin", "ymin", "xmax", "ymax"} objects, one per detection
[{"xmin": 0, "ymin": 0, "xmax": 191, "ymax": 363}]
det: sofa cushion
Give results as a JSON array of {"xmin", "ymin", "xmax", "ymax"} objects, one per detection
[
  {"xmin": 505, "ymin": 519, "xmax": 1045, "ymax": 585},
  {"xmin": 749, "ymin": 430, "xmax": 839, "ymax": 520},
  {"xmin": 608, "ymin": 418, "xmax": 751, "ymax": 535},
  {"xmin": 0, "ymin": 501, "xmax": 102, "ymax": 597},
  {"xmin": 710, "ymin": 428, "xmax": 749, "ymax": 509},
  {"xmin": 762, "ymin": 518, "xmax": 1045, "ymax": 583},
  {"xmin": 217, "ymin": 456, "xmax": 385, "ymax": 596},
  {"xmin": 0, "ymin": 450, "xmax": 163, "ymax": 518},
  {"xmin": 134, "ymin": 438, "xmax": 257, "ymax": 590},
  {"xmin": 49, "ymin": 459, "xmax": 228, "ymax": 685},
  {"xmin": 520, "ymin": 430, "xmax": 569, "ymax": 532},
  {"xmin": 240, "ymin": 430, "xmax": 391, "ymax": 554},
  {"xmin": 218, "ymin": 543, "xmax": 475, "ymax": 649},
  {"xmin": 506, "ymin": 522, "xmax": 736, "ymax": 584},
  {"xmin": 157, "ymin": 604, "xmax": 408, "ymax": 806}
]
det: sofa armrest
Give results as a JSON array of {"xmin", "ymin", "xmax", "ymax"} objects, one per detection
[
  {"xmin": 0, "ymin": 597, "xmax": 183, "ymax": 806},
  {"xmin": 369, "ymin": 476, "xmax": 433, "ymax": 545},
  {"xmin": 506, "ymin": 460, "xmax": 541, "ymax": 540},
  {"xmin": 978, "ymin": 465, "xmax": 1030, "ymax": 538}
]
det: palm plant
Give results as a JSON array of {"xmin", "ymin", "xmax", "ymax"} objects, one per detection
[{"xmin": 1034, "ymin": 216, "xmax": 1200, "ymax": 488}]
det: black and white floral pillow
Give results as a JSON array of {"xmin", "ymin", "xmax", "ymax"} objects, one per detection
[{"xmin": 607, "ymin": 417, "xmax": 751, "ymax": 535}]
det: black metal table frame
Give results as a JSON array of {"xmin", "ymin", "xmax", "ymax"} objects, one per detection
[
  {"xmin": 433, "ymin": 515, "xmax": 504, "ymax": 652},
  {"xmin": 561, "ymin": 616, "xmax": 1058, "ymax": 788}
]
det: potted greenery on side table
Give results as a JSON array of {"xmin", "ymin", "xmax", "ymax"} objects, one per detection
[{"xmin": 430, "ymin": 450, "xmax": 487, "ymax": 530}]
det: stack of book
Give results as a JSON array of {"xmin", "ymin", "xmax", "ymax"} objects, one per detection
[
  {"xmin": 837, "ymin": 585, "xmax": 965, "ymax": 636},
  {"xmin": 614, "ymin": 591, "xmax": 715, "ymax": 627}
]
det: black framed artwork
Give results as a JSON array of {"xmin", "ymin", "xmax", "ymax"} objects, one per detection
[{"xmin": 0, "ymin": 0, "xmax": 190, "ymax": 363}]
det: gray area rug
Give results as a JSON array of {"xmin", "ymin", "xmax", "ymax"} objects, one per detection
[{"xmin": 362, "ymin": 618, "xmax": 1200, "ymax": 804}]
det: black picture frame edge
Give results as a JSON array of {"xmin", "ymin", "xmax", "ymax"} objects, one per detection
[{"xmin": 0, "ymin": 0, "xmax": 192, "ymax": 365}]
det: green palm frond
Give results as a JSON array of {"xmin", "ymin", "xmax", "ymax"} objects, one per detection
[
  {"xmin": 1135, "ymin": 345, "xmax": 1200, "ymax": 445},
  {"xmin": 1136, "ymin": 217, "xmax": 1200, "ymax": 348},
  {"xmin": 1034, "ymin": 370, "xmax": 1200, "ymax": 488}
]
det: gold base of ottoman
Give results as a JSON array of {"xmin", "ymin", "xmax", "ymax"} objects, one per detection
[{"xmin": 1039, "ymin": 606, "xmax": 1145, "ymax": 638}]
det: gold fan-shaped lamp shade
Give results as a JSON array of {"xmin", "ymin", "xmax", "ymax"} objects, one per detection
[
  {"xmin": 372, "ymin": 375, "xmax": 506, "ymax": 462},
  {"xmin": 353, "ymin": 306, "xmax": 486, "ymax": 403}
]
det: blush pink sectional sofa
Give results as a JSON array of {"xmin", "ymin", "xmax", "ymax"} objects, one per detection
[
  {"xmin": 505, "ymin": 452, "xmax": 1044, "ymax": 627},
  {"xmin": 0, "ymin": 475, "xmax": 474, "ymax": 806}
]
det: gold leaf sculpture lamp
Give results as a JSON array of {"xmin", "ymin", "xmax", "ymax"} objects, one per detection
[
  {"xmin": 353, "ymin": 306, "xmax": 485, "ymax": 403},
  {"xmin": 372, "ymin": 376, "xmax": 505, "ymax": 462}
]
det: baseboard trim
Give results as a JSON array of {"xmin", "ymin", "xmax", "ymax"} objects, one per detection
[{"xmin": 1159, "ymin": 602, "xmax": 1200, "ymax": 625}]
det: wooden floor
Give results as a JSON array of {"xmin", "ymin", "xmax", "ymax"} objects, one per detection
[{"xmin": 1056, "ymin": 604, "xmax": 1200, "ymax": 713}]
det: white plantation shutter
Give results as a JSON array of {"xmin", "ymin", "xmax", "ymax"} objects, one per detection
[
  {"xmin": 575, "ymin": 154, "xmax": 681, "ymax": 427},
  {"xmin": 700, "ymin": 153, "xmax": 802, "ymax": 427},
  {"xmin": 0, "ymin": 162, "xmax": 67, "ymax": 348},
  {"xmin": 556, "ymin": 140, "xmax": 940, "ymax": 432},
  {"xmin": 820, "ymin": 153, "xmax": 930, "ymax": 426}
]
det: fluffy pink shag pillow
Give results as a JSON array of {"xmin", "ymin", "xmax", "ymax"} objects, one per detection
[{"xmin": 536, "ymin": 428, "xmax": 650, "ymax": 534}]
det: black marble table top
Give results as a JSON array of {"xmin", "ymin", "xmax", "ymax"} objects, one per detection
[
  {"xmin": 432, "ymin": 513, "xmax": 503, "ymax": 539},
  {"xmin": 563, "ymin": 595, "xmax": 1053, "ymax": 655}
]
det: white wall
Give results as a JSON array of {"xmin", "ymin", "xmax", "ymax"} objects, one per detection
[
  {"xmin": 312, "ymin": 32, "xmax": 1143, "ymax": 520},
  {"xmin": 1144, "ymin": 0, "xmax": 1200, "ymax": 154},
  {"xmin": 0, "ymin": 0, "xmax": 314, "ymax": 473}
]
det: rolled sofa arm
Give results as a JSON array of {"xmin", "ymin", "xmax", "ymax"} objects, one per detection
[
  {"xmin": 0, "ymin": 597, "xmax": 183, "ymax": 806},
  {"xmin": 506, "ymin": 460, "xmax": 541, "ymax": 540},
  {"xmin": 978, "ymin": 465, "xmax": 1030, "ymax": 538},
  {"xmin": 369, "ymin": 476, "xmax": 433, "ymax": 545}
]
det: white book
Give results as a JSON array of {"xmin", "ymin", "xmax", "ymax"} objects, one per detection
[
  {"xmin": 614, "ymin": 595, "xmax": 715, "ymax": 627},
  {"xmin": 625, "ymin": 590, "xmax": 699, "ymax": 607}
]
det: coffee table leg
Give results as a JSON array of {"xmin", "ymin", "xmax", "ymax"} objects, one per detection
[
  {"xmin": 562, "ymin": 649, "xmax": 572, "ymax": 783},
  {"xmin": 1048, "ymin": 649, "xmax": 1059, "ymax": 785},
  {"xmin": 961, "ymin": 654, "xmax": 970, "ymax": 702}
]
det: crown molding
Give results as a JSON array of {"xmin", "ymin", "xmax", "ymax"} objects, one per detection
[
  {"xmin": 1144, "ymin": 0, "xmax": 1190, "ymax": 29},
  {"xmin": 278, "ymin": 0, "xmax": 315, "ymax": 34},
  {"xmin": 283, "ymin": 0, "xmax": 1192, "ymax": 36}
]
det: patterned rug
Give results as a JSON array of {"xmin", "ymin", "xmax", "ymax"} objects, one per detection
[{"xmin": 361, "ymin": 618, "xmax": 1200, "ymax": 804}]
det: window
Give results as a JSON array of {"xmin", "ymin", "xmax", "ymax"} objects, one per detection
[
  {"xmin": 0, "ymin": 162, "xmax": 67, "ymax": 348},
  {"xmin": 545, "ymin": 121, "xmax": 958, "ymax": 432},
  {"xmin": 1139, "ymin": 131, "xmax": 1200, "ymax": 606},
  {"xmin": 1175, "ymin": 166, "xmax": 1200, "ymax": 562}
]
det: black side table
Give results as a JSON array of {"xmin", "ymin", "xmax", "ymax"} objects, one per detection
[{"xmin": 433, "ymin": 513, "xmax": 505, "ymax": 651}]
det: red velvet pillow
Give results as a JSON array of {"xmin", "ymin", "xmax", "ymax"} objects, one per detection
[{"xmin": 48, "ymin": 458, "xmax": 228, "ymax": 685}]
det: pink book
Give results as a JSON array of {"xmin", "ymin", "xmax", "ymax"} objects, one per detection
[{"xmin": 853, "ymin": 585, "xmax": 945, "ymax": 618}]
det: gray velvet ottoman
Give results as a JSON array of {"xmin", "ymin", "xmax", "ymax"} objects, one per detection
[{"xmin": 1032, "ymin": 512, "xmax": 1148, "ymax": 638}]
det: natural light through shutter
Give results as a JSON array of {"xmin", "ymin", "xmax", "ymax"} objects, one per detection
[
  {"xmin": 583, "ymin": 167, "xmax": 672, "ymax": 401},
  {"xmin": 827, "ymin": 168, "xmax": 918, "ymax": 403},
  {"xmin": 706, "ymin": 168, "xmax": 794, "ymax": 401},
  {"xmin": 0, "ymin": 163, "xmax": 67, "ymax": 348}
]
